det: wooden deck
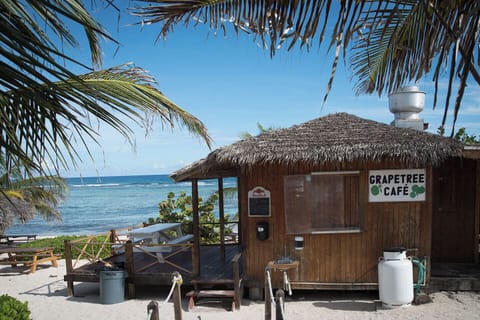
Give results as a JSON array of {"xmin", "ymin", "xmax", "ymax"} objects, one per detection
[{"xmin": 64, "ymin": 244, "xmax": 242, "ymax": 296}]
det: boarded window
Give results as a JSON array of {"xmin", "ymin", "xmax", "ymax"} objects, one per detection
[{"xmin": 284, "ymin": 172, "xmax": 361, "ymax": 234}]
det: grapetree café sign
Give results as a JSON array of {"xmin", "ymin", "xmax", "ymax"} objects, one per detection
[{"xmin": 368, "ymin": 169, "xmax": 426, "ymax": 202}]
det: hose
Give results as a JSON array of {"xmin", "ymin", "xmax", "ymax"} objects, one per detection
[{"xmin": 411, "ymin": 256, "xmax": 426, "ymax": 295}]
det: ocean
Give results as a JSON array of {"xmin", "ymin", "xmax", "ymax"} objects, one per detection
[{"xmin": 5, "ymin": 175, "xmax": 238, "ymax": 237}]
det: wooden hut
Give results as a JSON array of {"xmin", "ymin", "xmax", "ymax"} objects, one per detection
[{"xmin": 171, "ymin": 112, "xmax": 480, "ymax": 297}]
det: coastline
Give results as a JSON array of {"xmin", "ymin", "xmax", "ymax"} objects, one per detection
[
  {"xmin": 1, "ymin": 259, "xmax": 480, "ymax": 320},
  {"xmin": 6, "ymin": 174, "xmax": 238, "ymax": 237}
]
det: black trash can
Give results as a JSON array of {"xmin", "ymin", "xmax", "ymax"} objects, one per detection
[{"xmin": 98, "ymin": 268, "xmax": 126, "ymax": 304}]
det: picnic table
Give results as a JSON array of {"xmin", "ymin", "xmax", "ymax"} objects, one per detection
[
  {"xmin": 0, "ymin": 246, "xmax": 59, "ymax": 273},
  {"xmin": 129, "ymin": 222, "xmax": 193, "ymax": 246},
  {"xmin": 0, "ymin": 234, "xmax": 37, "ymax": 245}
]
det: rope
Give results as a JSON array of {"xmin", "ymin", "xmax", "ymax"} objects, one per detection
[
  {"xmin": 145, "ymin": 309, "xmax": 153, "ymax": 320},
  {"xmin": 164, "ymin": 274, "xmax": 182, "ymax": 303},
  {"xmin": 145, "ymin": 273, "xmax": 182, "ymax": 319},
  {"xmin": 283, "ymin": 271, "xmax": 292, "ymax": 296}
]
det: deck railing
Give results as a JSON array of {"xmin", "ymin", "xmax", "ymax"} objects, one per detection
[
  {"xmin": 197, "ymin": 221, "xmax": 240, "ymax": 245},
  {"xmin": 63, "ymin": 223, "xmax": 239, "ymax": 297},
  {"xmin": 232, "ymin": 250, "xmax": 244, "ymax": 309},
  {"xmin": 64, "ymin": 232, "xmax": 120, "ymax": 296},
  {"xmin": 64, "ymin": 225, "xmax": 195, "ymax": 270},
  {"xmin": 64, "ymin": 232, "xmax": 115, "ymax": 269},
  {"xmin": 124, "ymin": 241, "xmax": 194, "ymax": 274}
]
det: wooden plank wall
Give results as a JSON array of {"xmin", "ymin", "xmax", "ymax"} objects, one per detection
[
  {"xmin": 431, "ymin": 158, "xmax": 478, "ymax": 263},
  {"xmin": 239, "ymin": 160, "xmax": 432, "ymax": 288}
]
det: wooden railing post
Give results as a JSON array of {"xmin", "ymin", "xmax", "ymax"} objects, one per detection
[
  {"xmin": 232, "ymin": 252, "xmax": 242, "ymax": 310},
  {"xmin": 125, "ymin": 240, "xmax": 135, "ymax": 298},
  {"xmin": 147, "ymin": 301, "xmax": 159, "ymax": 320},
  {"xmin": 64, "ymin": 240, "xmax": 74, "ymax": 296},
  {"xmin": 275, "ymin": 289, "xmax": 285, "ymax": 320},
  {"xmin": 172, "ymin": 272, "xmax": 183, "ymax": 320},
  {"xmin": 109, "ymin": 229, "xmax": 117, "ymax": 256}
]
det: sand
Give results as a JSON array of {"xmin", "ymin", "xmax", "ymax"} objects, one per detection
[{"xmin": 1, "ymin": 259, "xmax": 479, "ymax": 320}]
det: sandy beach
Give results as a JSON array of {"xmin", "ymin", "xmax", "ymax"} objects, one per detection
[{"xmin": 1, "ymin": 259, "xmax": 480, "ymax": 320}]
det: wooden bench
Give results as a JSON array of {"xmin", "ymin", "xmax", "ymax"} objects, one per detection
[
  {"xmin": 165, "ymin": 234, "xmax": 194, "ymax": 245},
  {"xmin": 0, "ymin": 247, "xmax": 59, "ymax": 273},
  {"xmin": 0, "ymin": 234, "xmax": 37, "ymax": 245}
]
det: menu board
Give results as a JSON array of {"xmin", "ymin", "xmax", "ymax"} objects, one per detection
[{"xmin": 248, "ymin": 186, "xmax": 271, "ymax": 217}]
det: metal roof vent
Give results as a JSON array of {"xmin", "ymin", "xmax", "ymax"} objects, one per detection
[{"xmin": 389, "ymin": 86, "xmax": 426, "ymax": 131}]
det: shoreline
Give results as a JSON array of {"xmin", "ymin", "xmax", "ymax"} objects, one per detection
[{"xmin": 1, "ymin": 259, "xmax": 480, "ymax": 320}]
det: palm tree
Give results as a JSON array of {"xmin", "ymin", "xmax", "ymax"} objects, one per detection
[
  {"xmin": 1, "ymin": 0, "xmax": 212, "ymax": 176},
  {"xmin": 239, "ymin": 122, "xmax": 278, "ymax": 139},
  {"xmin": 133, "ymin": 0, "xmax": 479, "ymax": 135},
  {"xmin": 0, "ymin": 164, "xmax": 67, "ymax": 235}
]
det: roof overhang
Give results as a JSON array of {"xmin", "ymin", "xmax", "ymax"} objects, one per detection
[{"xmin": 462, "ymin": 145, "xmax": 480, "ymax": 159}]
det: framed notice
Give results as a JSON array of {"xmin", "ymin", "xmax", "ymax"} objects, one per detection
[
  {"xmin": 368, "ymin": 169, "xmax": 426, "ymax": 202},
  {"xmin": 248, "ymin": 186, "xmax": 271, "ymax": 217}
]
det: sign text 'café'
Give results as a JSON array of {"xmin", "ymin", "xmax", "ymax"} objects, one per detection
[{"xmin": 368, "ymin": 169, "xmax": 426, "ymax": 202}]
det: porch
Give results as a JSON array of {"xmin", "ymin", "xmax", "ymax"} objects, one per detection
[{"xmin": 64, "ymin": 237, "xmax": 242, "ymax": 298}]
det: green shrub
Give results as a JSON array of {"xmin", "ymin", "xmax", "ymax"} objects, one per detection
[
  {"xmin": 0, "ymin": 295, "xmax": 30, "ymax": 320},
  {"xmin": 149, "ymin": 191, "xmax": 235, "ymax": 244}
]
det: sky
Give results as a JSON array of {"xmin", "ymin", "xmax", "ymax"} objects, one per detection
[{"xmin": 60, "ymin": 2, "xmax": 480, "ymax": 178}]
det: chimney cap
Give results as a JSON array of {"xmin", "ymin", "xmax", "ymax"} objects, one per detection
[{"xmin": 388, "ymin": 85, "xmax": 423, "ymax": 96}]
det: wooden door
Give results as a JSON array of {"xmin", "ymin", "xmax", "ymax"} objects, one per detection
[{"xmin": 431, "ymin": 159, "xmax": 477, "ymax": 263}]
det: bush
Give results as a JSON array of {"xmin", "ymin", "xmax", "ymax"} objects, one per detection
[
  {"xmin": 149, "ymin": 191, "xmax": 235, "ymax": 244},
  {"xmin": 0, "ymin": 295, "xmax": 30, "ymax": 320}
]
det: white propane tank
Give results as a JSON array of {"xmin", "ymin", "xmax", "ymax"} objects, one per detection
[{"xmin": 378, "ymin": 247, "xmax": 414, "ymax": 308}]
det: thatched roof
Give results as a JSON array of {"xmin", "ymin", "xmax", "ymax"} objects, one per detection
[{"xmin": 171, "ymin": 113, "xmax": 464, "ymax": 181}]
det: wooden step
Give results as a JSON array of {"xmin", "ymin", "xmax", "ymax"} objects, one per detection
[
  {"xmin": 186, "ymin": 289, "xmax": 235, "ymax": 298},
  {"xmin": 186, "ymin": 290, "xmax": 236, "ymax": 311},
  {"xmin": 191, "ymin": 278, "xmax": 234, "ymax": 287}
]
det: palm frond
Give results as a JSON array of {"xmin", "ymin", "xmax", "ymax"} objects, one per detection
[
  {"xmin": 1, "ymin": 64, "xmax": 212, "ymax": 175},
  {"xmin": 0, "ymin": 0, "xmax": 113, "ymax": 89},
  {"xmin": 133, "ymin": 0, "xmax": 480, "ymax": 131},
  {"xmin": 0, "ymin": 171, "xmax": 67, "ymax": 229}
]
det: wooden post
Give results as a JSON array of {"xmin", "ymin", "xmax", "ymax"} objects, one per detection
[
  {"xmin": 147, "ymin": 301, "xmax": 159, "ymax": 320},
  {"xmin": 265, "ymin": 268, "xmax": 271, "ymax": 320},
  {"xmin": 172, "ymin": 272, "xmax": 183, "ymax": 320},
  {"xmin": 125, "ymin": 240, "xmax": 135, "ymax": 298},
  {"xmin": 232, "ymin": 252, "xmax": 242, "ymax": 310},
  {"xmin": 192, "ymin": 179, "xmax": 200, "ymax": 277},
  {"xmin": 109, "ymin": 229, "xmax": 117, "ymax": 256},
  {"xmin": 475, "ymin": 160, "xmax": 480, "ymax": 264},
  {"xmin": 275, "ymin": 289, "xmax": 285, "ymax": 320},
  {"xmin": 64, "ymin": 240, "xmax": 74, "ymax": 296},
  {"xmin": 218, "ymin": 178, "xmax": 225, "ymax": 259}
]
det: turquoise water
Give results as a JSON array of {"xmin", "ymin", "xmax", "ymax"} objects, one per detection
[{"xmin": 5, "ymin": 175, "xmax": 238, "ymax": 237}]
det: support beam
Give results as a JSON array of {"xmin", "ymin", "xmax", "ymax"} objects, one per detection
[
  {"xmin": 192, "ymin": 179, "xmax": 200, "ymax": 277},
  {"xmin": 475, "ymin": 160, "xmax": 480, "ymax": 264},
  {"xmin": 125, "ymin": 241, "xmax": 135, "ymax": 298},
  {"xmin": 218, "ymin": 178, "xmax": 225, "ymax": 259},
  {"xmin": 64, "ymin": 240, "xmax": 74, "ymax": 296}
]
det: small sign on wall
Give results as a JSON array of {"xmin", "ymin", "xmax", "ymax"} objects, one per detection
[
  {"xmin": 248, "ymin": 186, "xmax": 271, "ymax": 217},
  {"xmin": 369, "ymin": 169, "xmax": 426, "ymax": 202}
]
